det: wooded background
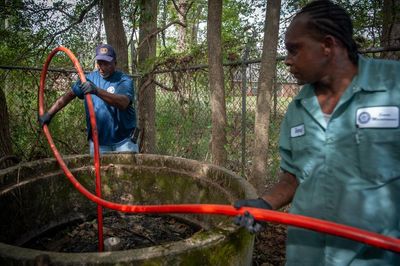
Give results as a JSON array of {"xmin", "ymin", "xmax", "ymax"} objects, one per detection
[{"xmin": 0, "ymin": 0, "xmax": 399, "ymax": 193}]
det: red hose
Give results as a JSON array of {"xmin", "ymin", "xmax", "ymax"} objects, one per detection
[
  {"xmin": 39, "ymin": 46, "xmax": 104, "ymax": 251},
  {"xmin": 39, "ymin": 46, "xmax": 400, "ymax": 254}
]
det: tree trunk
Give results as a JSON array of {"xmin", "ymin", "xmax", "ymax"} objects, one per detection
[
  {"xmin": 207, "ymin": 0, "xmax": 227, "ymax": 166},
  {"xmin": 176, "ymin": 0, "xmax": 188, "ymax": 51},
  {"xmin": 160, "ymin": 0, "xmax": 168, "ymax": 48},
  {"xmin": 137, "ymin": 0, "xmax": 158, "ymax": 153},
  {"xmin": 250, "ymin": 0, "xmax": 281, "ymax": 194},
  {"xmin": 0, "ymin": 83, "xmax": 15, "ymax": 169},
  {"xmin": 381, "ymin": 0, "xmax": 400, "ymax": 59},
  {"xmin": 0, "ymin": 1, "xmax": 15, "ymax": 169},
  {"xmin": 103, "ymin": 0, "xmax": 129, "ymax": 72},
  {"xmin": 191, "ymin": 5, "xmax": 202, "ymax": 46}
]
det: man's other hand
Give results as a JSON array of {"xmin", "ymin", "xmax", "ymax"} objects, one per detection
[
  {"xmin": 80, "ymin": 81, "xmax": 98, "ymax": 95},
  {"xmin": 233, "ymin": 211, "xmax": 263, "ymax": 233},
  {"xmin": 38, "ymin": 112, "xmax": 52, "ymax": 127},
  {"xmin": 233, "ymin": 198, "xmax": 272, "ymax": 234}
]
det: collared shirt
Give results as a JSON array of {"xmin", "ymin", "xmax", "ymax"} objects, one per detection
[
  {"xmin": 280, "ymin": 56, "xmax": 400, "ymax": 265},
  {"xmin": 72, "ymin": 70, "xmax": 137, "ymax": 146}
]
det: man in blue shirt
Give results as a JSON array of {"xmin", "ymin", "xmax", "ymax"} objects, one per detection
[
  {"xmin": 39, "ymin": 44, "xmax": 138, "ymax": 154},
  {"xmin": 235, "ymin": 1, "xmax": 400, "ymax": 265}
]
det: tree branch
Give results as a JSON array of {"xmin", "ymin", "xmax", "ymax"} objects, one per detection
[
  {"xmin": 137, "ymin": 20, "xmax": 186, "ymax": 50},
  {"xmin": 153, "ymin": 80, "xmax": 178, "ymax": 92},
  {"xmin": 127, "ymin": 5, "xmax": 139, "ymax": 46},
  {"xmin": 171, "ymin": 0, "xmax": 183, "ymax": 16},
  {"xmin": 51, "ymin": 0, "xmax": 99, "ymax": 38},
  {"xmin": 171, "ymin": 0, "xmax": 194, "ymax": 18}
]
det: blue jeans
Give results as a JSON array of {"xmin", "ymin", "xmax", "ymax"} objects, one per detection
[{"xmin": 89, "ymin": 138, "xmax": 139, "ymax": 155}]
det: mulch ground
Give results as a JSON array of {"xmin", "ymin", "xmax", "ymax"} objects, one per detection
[
  {"xmin": 24, "ymin": 212, "xmax": 287, "ymax": 265},
  {"xmin": 23, "ymin": 213, "xmax": 199, "ymax": 253},
  {"xmin": 252, "ymin": 222, "xmax": 287, "ymax": 266}
]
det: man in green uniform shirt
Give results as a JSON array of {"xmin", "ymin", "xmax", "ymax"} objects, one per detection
[{"xmin": 235, "ymin": 0, "xmax": 400, "ymax": 265}]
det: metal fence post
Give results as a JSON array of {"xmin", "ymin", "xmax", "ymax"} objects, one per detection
[{"xmin": 241, "ymin": 38, "xmax": 250, "ymax": 177}]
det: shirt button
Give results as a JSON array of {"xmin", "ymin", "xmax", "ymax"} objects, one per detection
[{"xmin": 326, "ymin": 137, "xmax": 333, "ymax": 143}]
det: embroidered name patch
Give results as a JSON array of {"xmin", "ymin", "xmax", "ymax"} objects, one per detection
[
  {"xmin": 291, "ymin": 124, "xmax": 305, "ymax": 137},
  {"xmin": 356, "ymin": 106, "xmax": 399, "ymax": 128}
]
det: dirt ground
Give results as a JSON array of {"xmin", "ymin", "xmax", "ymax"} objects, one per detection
[
  {"xmin": 24, "ymin": 212, "xmax": 287, "ymax": 265},
  {"xmin": 252, "ymin": 223, "xmax": 287, "ymax": 266},
  {"xmin": 23, "ymin": 213, "xmax": 199, "ymax": 252}
]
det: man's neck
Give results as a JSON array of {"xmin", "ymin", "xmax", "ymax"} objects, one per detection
[
  {"xmin": 316, "ymin": 55, "xmax": 358, "ymax": 94},
  {"xmin": 314, "ymin": 56, "xmax": 358, "ymax": 114}
]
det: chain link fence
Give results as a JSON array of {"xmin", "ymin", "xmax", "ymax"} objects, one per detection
[
  {"xmin": 152, "ymin": 50, "xmax": 396, "ymax": 178},
  {"xmin": 4, "ymin": 49, "xmax": 388, "ymax": 178},
  {"xmin": 154, "ymin": 59, "xmax": 297, "ymax": 179},
  {"xmin": 0, "ymin": 67, "xmax": 87, "ymax": 162},
  {"xmin": 1, "ymin": 59, "xmax": 298, "ymax": 178}
]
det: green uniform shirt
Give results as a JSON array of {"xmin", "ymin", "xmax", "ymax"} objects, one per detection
[{"xmin": 280, "ymin": 56, "xmax": 400, "ymax": 265}]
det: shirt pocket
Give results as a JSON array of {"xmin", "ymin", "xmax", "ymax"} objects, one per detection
[
  {"xmin": 291, "ymin": 135, "xmax": 311, "ymax": 155},
  {"xmin": 357, "ymin": 128, "xmax": 400, "ymax": 183},
  {"xmin": 290, "ymin": 136, "xmax": 315, "ymax": 179}
]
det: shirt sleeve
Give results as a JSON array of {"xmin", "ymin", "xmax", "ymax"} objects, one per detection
[
  {"xmin": 71, "ymin": 79, "xmax": 84, "ymax": 99},
  {"xmin": 71, "ymin": 73, "xmax": 96, "ymax": 99},
  {"xmin": 116, "ymin": 75, "xmax": 134, "ymax": 102},
  {"xmin": 279, "ymin": 112, "xmax": 299, "ymax": 178}
]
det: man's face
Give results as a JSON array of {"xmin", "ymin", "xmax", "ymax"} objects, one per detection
[
  {"xmin": 96, "ymin": 60, "xmax": 116, "ymax": 78},
  {"xmin": 284, "ymin": 16, "xmax": 329, "ymax": 85}
]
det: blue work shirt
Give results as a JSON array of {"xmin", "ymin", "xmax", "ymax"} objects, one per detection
[
  {"xmin": 72, "ymin": 70, "xmax": 137, "ymax": 146},
  {"xmin": 280, "ymin": 56, "xmax": 400, "ymax": 265}
]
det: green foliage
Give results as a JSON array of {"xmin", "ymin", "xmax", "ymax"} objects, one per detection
[
  {"xmin": 155, "ymin": 90, "xmax": 211, "ymax": 160},
  {"xmin": 221, "ymin": 0, "xmax": 250, "ymax": 52},
  {"xmin": 0, "ymin": 0, "xmax": 101, "ymax": 69},
  {"xmin": 283, "ymin": 0, "xmax": 385, "ymax": 50},
  {"xmin": 338, "ymin": 0, "xmax": 383, "ymax": 49},
  {"xmin": 155, "ymin": 45, "xmax": 207, "ymax": 73},
  {"xmin": 5, "ymin": 72, "xmax": 43, "ymax": 159},
  {"xmin": 1, "ymin": 0, "xmax": 394, "ymax": 179},
  {"xmin": 2, "ymin": 68, "xmax": 87, "ymax": 161}
]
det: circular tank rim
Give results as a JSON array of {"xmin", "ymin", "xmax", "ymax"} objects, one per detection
[
  {"xmin": 0, "ymin": 232, "xmax": 229, "ymax": 264},
  {"xmin": 0, "ymin": 153, "xmax": 257, "ymax": 264}
]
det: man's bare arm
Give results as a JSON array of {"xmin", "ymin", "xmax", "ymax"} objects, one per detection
[
  {"xmin": 47, "ymin": 90, "xmax": 76, "ymax": 116},
  {"xmin": 96, "ymin": 89, "xmax": 130, "ymax": 110},
  {"xmin": 261, "ymin": 171, "xmax": 299, "ymax": 210}
]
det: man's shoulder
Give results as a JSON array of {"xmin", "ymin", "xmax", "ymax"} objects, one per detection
[
  {"xmin": 114, "ymin": 70, "xmax": 133, "ymax": 82},
  {"xmin": 358, "ymin": 56, "xmax": 400, "ymax": 91},
  {"xmin": 86, "ymin": 70, "xmax": 101, "ymax": 79},
  {"xmin": 360, "ymin": 56, "xmax": 400, "ymax": 70}
]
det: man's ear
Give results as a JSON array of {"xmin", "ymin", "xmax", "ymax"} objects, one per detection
[{"xmin": 322, "ymin": 35, "xmax": 336, "ymax": 56}]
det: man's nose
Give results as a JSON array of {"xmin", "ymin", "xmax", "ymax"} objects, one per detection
[{"xmin": 284, "ymin": 56, "xmax": 292, "ymax": 66}]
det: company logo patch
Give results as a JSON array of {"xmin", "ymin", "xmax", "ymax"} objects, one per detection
[
  {"xmin": 291, "ymin": 124, "xmax": 305, "ymax": 138},
  {"xmin": 356, "ymin": 106, "xmax": 399, "ymax": 128},
  {"xmin": 100, "ymin": 47, "xmax": 108, "ymax": 54},
  {"xmin": 107, "ymin": 86, "xmax": 115, "ymax": 94},
  {"xmin": 357, "ymin": 111, "xmax": 371, "ymax": 124}
]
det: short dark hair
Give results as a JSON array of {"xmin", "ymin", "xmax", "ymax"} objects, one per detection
[{"xmin": 296, "ymin": 0, "xmax": 358, "ymax": 64}]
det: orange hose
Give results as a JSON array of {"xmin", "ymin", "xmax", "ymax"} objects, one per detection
[
  {"xmin": 39, "ymin": 46, "xmax": 104, "ymax": 251},
  {"xmin": 39, "ymin": 46, "xmax": 400, "ymax": 254}
]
